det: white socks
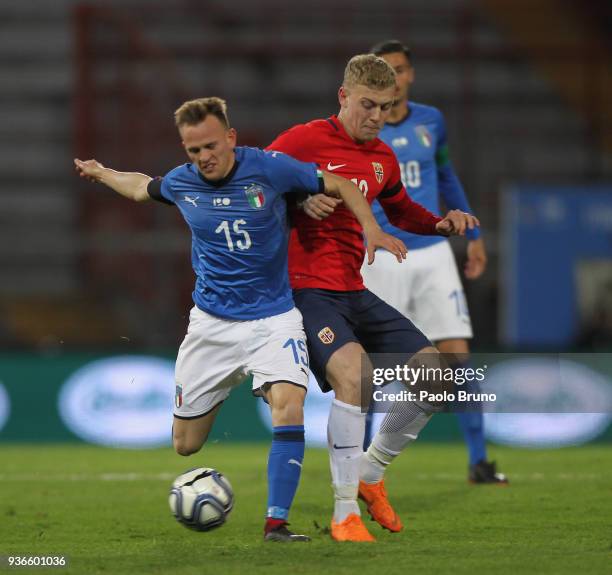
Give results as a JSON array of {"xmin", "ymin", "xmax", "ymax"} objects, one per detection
[
  {"xmin": 328, "ymin": 398, "xmax": 366, "ymax": 522},
  {"xmin": 360, "ymin": 400, "xmax": 432, "ymax": 484},
  {"xmin": 328, "ymin": 396, "xmax": 435, "ymax": 521}
]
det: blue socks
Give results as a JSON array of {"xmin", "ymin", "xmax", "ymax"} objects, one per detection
[
  {"xmin": 267, "ymin": 425, "xmax": 305, "ymax": 521},
  {"xmin": 456, "ymin": 410, "xmax": 486, "ymax": 466},
  {"xmin": 454, "ymin": 363, "xmax": 487, "ymax": 466}
]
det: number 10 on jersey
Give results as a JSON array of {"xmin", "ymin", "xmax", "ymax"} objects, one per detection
[{"xmin": 400, "ymin": 161, "xmax": 421, "ymax": 188}]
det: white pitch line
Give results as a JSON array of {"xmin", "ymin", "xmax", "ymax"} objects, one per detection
[
  {"xmin": 0, "ymin": 472, "xmax": 176, "ymax": 482},
  {"xmin": 0, "ymin": 472, "xmax": 606, "ymax": 481},
  {"xmin": 412, "ymin": 472, "xmax": 604, "ymax": 481}
]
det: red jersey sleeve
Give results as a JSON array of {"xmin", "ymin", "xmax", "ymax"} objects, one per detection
[
  {"xmin": 378, "ymin": 163, "xmax": 443, "ymax": 235},
  {"xmin": 266, "ymin": 125, "xmax": 313, "ymax": 162}
]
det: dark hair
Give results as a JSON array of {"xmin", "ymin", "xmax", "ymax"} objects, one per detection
[{"xmin": 370, "ymin": 39, "xmax": 412, "ymax": 63}]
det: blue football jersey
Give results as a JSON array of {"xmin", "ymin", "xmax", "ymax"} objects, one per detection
[
  {"xmin": 150, "ymin": 146, "xmax": 321, "ymax": 320},
  {"xmin": 372, "ymin": 101, "xmax": 478, "ymax": 249}
]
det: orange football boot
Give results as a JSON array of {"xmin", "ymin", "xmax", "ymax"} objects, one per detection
[
  {"xmin": 358, "ymin": 480, "xmax": 403, "ymax": 532},
  {"xmin": 330, "ymin": 513, "xmax": 376, "ymax": 542}
]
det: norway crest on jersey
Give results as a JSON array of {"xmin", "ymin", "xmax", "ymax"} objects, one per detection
[
  {"xmin": 244, "ymin": 184, "xmax": 265, "ymax": 208},
  {"xmin": 317, "ymin": 326, "xmax": 335, "ymax": 345},
  {"xmin": 372, "ymin": 162, "xmax": 384, "ymax": 184}
]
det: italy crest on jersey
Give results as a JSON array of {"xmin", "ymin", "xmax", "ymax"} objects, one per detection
[
  {"xmin": 372, "ymin": 162, "xmax": 384, "ymax": 184},
  {"xmin": 244, "ymin": 184, "xmax": 265, "ymax": 208},
  {"xmin": 175, "ymin": 384, "xmax": 183, "ymax": 408},
  {"xmin": 415, "ymin": 125, "xmax": 433, "ymax": 148}
]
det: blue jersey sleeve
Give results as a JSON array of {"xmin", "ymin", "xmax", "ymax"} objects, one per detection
[
  {"xmin": 159, "ymin": 176, "xmax": 174, "ymax": 203},
  {"xmin": 262, "ymin": 150, "xmax": 323, "ymax": 196},
  {"xmin": 435, "ymin": 111, "xmax": 480, "ymax": 241},
  {"xmin": 147, "ymin": 167, "xmax": 182, "ymax": 205}
]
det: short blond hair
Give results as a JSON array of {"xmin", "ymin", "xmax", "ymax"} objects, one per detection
[
  {"xmin": 174, "ymin": 97, "xmax": 230, "ymax": 128},
  {"xmin": 343, "ymin": 54, "xmax": 396, "ymax": 91}
]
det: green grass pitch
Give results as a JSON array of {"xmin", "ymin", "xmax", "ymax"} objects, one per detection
[{"xmin": 0, "ymin": 443, "xmax": 610, "ymax": 574}]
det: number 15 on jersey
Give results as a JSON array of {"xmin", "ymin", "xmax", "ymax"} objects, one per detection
[{"xmin": 215, "ymin": 219, "xmax": 252, "ymax": 251}]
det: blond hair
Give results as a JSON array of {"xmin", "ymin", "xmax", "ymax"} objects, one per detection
[
  {"xmin": 174, "ymin": 97, "xmax": 230, "ymax": 128},
  {"xmin": 343, "ymin": 54, "xmax": 396, "ymax": 91}
]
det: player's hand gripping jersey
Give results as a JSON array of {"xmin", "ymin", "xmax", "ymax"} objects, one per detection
[
  {"xmin": 148, "ymin": 146, "xmax": 322, "ymax": 319},
  {"xmin": 268, "ymin": 116, "xmax": 442, "ymax": 291}
]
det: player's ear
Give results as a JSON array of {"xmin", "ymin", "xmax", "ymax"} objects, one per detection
[
  {"xmin": 226, "ymin": 128, "xmax": 237, "ymax": 148},
  {"xmin": 338, "ymin": 86, "xmax": 348, "ymax": 108},
  {"xmin": 408, "ymin": 65, "xmax": 415, "ymax": 84}
]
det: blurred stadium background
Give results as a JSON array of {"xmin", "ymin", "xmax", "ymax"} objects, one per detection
[{"xmin": 0, "ymin": 0, "xmax": 611, "ymax": 448}]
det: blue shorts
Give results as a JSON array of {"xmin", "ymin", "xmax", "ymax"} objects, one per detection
[{"xmin": 293, "ymin": 288, "xmax": 432, "ymax": 392}]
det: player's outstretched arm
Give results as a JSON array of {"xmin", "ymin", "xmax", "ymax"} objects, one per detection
[
  {"xmin": 321, "ymin": 171, "xmax": 407, "ymax": 264},
  {"xmin": 73, "ymin": 158, "xmax": 152, "ymax": 202},
  {"xmin": 435, "ymin": 209, "xmax": 480, "ymax": 237}
]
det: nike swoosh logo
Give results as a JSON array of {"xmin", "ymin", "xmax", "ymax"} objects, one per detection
[
  {"xmin": 333, "ymin": 444, "xmax": 359, "ymax": 450},
  {"xmin": 327, "ymin": 162, "xmax": 346, "ymax": 171},
  {"xmin": 288, "ymin": 459, "xmax": 303, "ymax": 467}
]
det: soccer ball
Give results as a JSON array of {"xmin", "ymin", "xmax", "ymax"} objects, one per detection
[{"xmin": 168, "ymin": 467, "xmax": 234, "ymax": 531}]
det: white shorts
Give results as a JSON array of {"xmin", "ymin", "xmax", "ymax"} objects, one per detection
[
  {"xmin": 361, "ymin": 241, "xmax": 473, "ymax": 342},
  {"xmin": 174, "ymin": 306, "xmax": 309, "ymax": 419}
]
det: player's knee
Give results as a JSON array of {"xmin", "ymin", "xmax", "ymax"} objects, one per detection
[
  {"xmin": 436, "ymin": 341, "xmax": 471, "ymax": 372},
  {"xmin": 411, "ymin": 346, "xmax": 453, "ymax": 412},
  {"xmin": 174, "ymin": 441, "xmax": 201, "ymax": 457},
  {"xmin": 173, "ymin": 435, "xmax": 204, "ymax": 457},
  {"xmin": 271, "ymin": 397, "xmax": 304, "ymax": 426},
  {"xmin": 329, "ymin": 369, "xmax": 362, "ymax": 404},
  {"xmin": 326, "ymin": 343, "xmax": 370, "ymax": 405},
  {"xmin": 173, "ymin": 437, "xmax": 192, "ymax": 456},
  {"xmin": 334, "ymin": 380, "xmax": 363, "ymax": 406}
]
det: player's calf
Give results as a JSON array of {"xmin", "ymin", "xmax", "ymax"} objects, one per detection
[{"xmin": 263, "ymin": 382, "xmax": 309, "ymax": 538}]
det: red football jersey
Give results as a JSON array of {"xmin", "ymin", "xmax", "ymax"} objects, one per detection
[{"xmin": 267, "ymin": 115, "xmax": 441, "ymax": 291}]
